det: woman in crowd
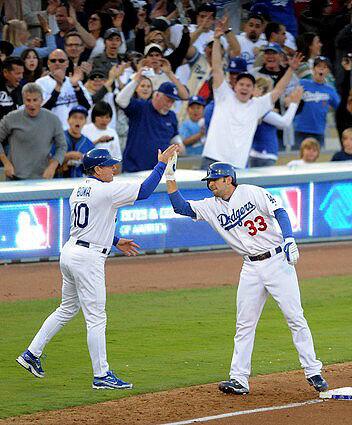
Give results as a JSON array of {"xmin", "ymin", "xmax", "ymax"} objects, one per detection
[
  {"xmin": 2, "ymin": 18, "xmax": 56, "ymax": 58},
  {"xmin": 134, "ymin": 76, "xmax": 153, "ymax": 100},
  {"xmin": 249, "ymin": 78, "xmax": 303, "ymax": 167},
  {"xmin": 20, "ymin": 48, "xmax": 45, "ymax": 85},
  {"xmin": 87, "ymin": 11, "xmax": 113, "ymax": 60},
  {"xmin": 296, "ymin": 32, "xmax": 322, "ymax": 79}
]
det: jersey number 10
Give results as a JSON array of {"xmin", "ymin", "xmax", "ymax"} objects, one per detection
[{"xmin": 73, "ymin": 203, "xmax": 89, "ymax": 228}]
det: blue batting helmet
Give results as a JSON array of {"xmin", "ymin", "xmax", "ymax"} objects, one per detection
[
  {"xmin": 201, "ymin": 162, "xmax": 237, "ymax": 185},
  {"xmin": 83, "ymin": 148, "xmax": 120, "ymax": 170}
]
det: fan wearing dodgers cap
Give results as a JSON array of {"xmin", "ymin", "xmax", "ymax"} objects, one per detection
[
  {"xmin": 253, "ymin": 43, "xmax": 289, "ymax": 85},
  {"xmin": 179, "ymin": 95, "xmax": 206, "ymax": 155},
  {"xmin": 115, "ymin": 67, "xmax": 186, "ymax": 172},
  {"xmin": 202, "ymin": 19, "xmax": 303, "ymax": 170}
]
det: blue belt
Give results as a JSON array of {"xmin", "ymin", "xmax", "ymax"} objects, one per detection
[
  {"xmin": 248, "ymin": 246, "xmax": 282, "ymax": 262},
  {"xmin": 76, "ymin": 239, "xmax": 110, "ymax": 255}
]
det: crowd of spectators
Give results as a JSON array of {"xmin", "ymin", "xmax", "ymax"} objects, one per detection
[{"xmin": 0, "ymin": 0, "xmax": 351, "ymax": 181}]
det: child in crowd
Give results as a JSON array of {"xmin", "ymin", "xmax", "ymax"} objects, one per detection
[
  {"xmin": 55, "ymin": 106, "xmax": 94, "ymax": 178},
  {"xmin": 287, "ymin": 137, "xmax": 320, "ymax": 167},
  {"xmin": 179, "ymin": 96, "xmax": 206, "ymax": 156},
  {"xmin": 331, "ymin": 128, "xmax": 352, "ymax": 161},
  {"xmin": 82, "ymin": 101, "xmax": 122, "ymax": 172}
]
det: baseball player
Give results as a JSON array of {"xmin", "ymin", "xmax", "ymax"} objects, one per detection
[
  {"xmin": 165, "ymin": 155, "xmax": 329, "ymax": 394},
  {"xmin": 16, "ymin": 145, "xmax": 179, "ymax": 389}
]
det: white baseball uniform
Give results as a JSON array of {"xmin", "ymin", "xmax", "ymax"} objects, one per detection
[
  {"xmin": 189, "ymin": 184, "xmax": 322, "ymax": 389},
  {"xmin": 28, "ymin": 176, "xmax": 140, "ymax": 377}
]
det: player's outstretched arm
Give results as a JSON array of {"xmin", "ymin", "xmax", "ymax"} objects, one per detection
[
  {"xmin": 166, "ymin": 154, "xmax": 196, "ymax": 218},
  {"xmin": 136, "ymin": 144, "xmax": 180, "ymax": 201}
]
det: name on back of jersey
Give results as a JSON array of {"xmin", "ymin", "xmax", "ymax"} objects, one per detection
[
  {"xmin": 218, "ymin": 201, "xmax": 256, "ymax": 231},
  {"xmin": 77, "ymin": 186, "xmax": 91, "ymax": 197}
]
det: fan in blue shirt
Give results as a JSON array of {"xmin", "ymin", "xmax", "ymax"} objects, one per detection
[
  {"xmin": 54, "ymin": 106, "xmax": 95, "ymax": 178},
  {"xmin": 179, "ymin": 96, "xmax": 206, "ymax": 156},
  {"xmin": 116, "ymin": 80, "xmax": 184, "ymax": 172},
  {"xmin": 294, "ymin": 57, "xmax": 340, "ymax": 149}
]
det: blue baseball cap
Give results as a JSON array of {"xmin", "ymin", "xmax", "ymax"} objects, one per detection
[
  {"xmin": 188, "ymin": 95, "xmax": 206, "ymax": 106},
  {"xmin": 68, "ymin": 105, "xmax": 88, "ymax": 117},
  {"xmin": 264, "ymin": 42, "xmax": 282, "ymax": 54},
  {"xmin": 249, "ymin": 3, "xmax": 271, "ymax": 21},
  {"xmin": 158, "ymin": 82, "xmax": 181, "ymax": 100},
  {"xmin": 227, "ymin": 57, "xmax": 247, "ymax": 74}
]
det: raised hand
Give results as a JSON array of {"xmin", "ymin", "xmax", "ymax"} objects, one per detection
[
  {"xmin": 46, "ymin": 0, "xmax": 60, "ymax": 15},
  {"xmin": 70, "ymin": 66, "xmax": 83, "ymax": 86},
  {"xmin": 288, "ymin": 52, "xmax": 304, "ymax": 71},
  {"xmin": 214, "ymin": 20, "xmax": 225, "ymax": 39},
  {"xmin": 288, "ymin": 86, "xmax": 304, "ymax": 103},
  {"xmin": 165, "ymin": 152, "xmax": 178, "ymax": 181},
  {"xmin": 159, "ymin": 58, "xmax": 172, "ymax": 75},
  {"xmin": 37, "ymin": 14, "xmax": 50, "ymax": 33},
  {"xmin": 158, "ymin": 144, "xmax": 180, "ymax": 164},
  {"xmin": 116, "ymin": 238, "xmax": 140, "ymax": 256}
]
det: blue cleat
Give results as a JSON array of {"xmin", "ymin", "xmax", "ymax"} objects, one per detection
[
  {"xmin": 16, "ymin": 350, "xmax": 45, "ymax": 378},
  {"xmin": 218, "ymin": 379, "xmax": 249, "ymax": 395},
  {"xmin": 92, "ymin": 371, "xmax": 133, "ymax": 390},
  {"xmin": 307, "ymin": 375, "xmax": 329, "ymax": 392}
]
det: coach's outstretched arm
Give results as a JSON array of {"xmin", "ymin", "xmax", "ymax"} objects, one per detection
[
  {"xmin": 136, "ymin": 144, "xmax": 179, "ymax": 200},
  {"xmin": 271, "ymin": 53, "xmax": 303, "ymax": 104}
]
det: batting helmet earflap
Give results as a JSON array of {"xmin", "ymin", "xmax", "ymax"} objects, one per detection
[
  {"xmin": 83, "ymin": 148, "xmax": 120, "ymax": 171},
  {"xmin": 201, "ymin": 162, "xmax": 237, "ymax": 185}
]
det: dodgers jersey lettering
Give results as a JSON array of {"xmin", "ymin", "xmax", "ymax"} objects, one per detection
[
  {"xmin": 189, "ymin": 184, "xmax": 283, "ymax": 256},
  {"xmin": 70, "ymin": 177, "xmax": 140, "ymax": 247}
]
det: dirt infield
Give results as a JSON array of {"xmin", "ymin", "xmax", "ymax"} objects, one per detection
[{"xmin": 1, "ymin": 242, "xmax": 352, "ymax": 424}]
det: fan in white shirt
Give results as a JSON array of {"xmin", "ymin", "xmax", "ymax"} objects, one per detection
[
  {"xmin": 202, "ymin": 20, "xmax": 303, "ymax": 170},
  {"xmin": 82, "ymin": 101, "xmax": 122, "ymax": 171}
]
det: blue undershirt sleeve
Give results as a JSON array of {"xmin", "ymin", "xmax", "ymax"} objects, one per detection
[
  {"xmin": 136, "ymin": 162, "xmax": 166, "ymax": 200},
  {"xmin": 274, "ymin": 208, "xmax": 293, "ymax": 239},
  {"xmin": 169, "ymin": 190, "xmax": 197, "ymax": 218},
  {"xmin": 112, "ymin": 236, "xmax": 119, "ymax": 246}
]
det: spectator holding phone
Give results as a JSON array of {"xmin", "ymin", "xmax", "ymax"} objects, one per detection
[{"xmin": 81, "ymin": 101, "xmax": 122, "ymax": 172}]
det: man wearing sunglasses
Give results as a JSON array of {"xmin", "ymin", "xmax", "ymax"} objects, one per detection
[{"xmin": 36, "ymin": 49, "xmax": 92, "ymax": 130}]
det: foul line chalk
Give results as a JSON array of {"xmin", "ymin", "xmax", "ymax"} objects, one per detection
[{"xmin": 161, "ymin": 399, "xmax": 324, "ymax": 425}]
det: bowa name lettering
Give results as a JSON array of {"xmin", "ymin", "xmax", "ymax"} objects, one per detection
[
  {"xmin": 77, "ymin": 187, "xmax": 91, "ymax": 197},
  {"xmin": 217, "ymin": 202, "xmax": 256, "ymax": 231}
]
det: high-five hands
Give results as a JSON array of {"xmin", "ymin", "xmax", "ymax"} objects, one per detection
[{"xmin": 165, "ymin": 152, "xmax": 178, "ymax": 181}]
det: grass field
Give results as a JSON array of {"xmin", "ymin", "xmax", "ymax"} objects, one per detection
[{"xmin": 1, "ymin": 275, "xmax": 351, "ymax": 419}]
